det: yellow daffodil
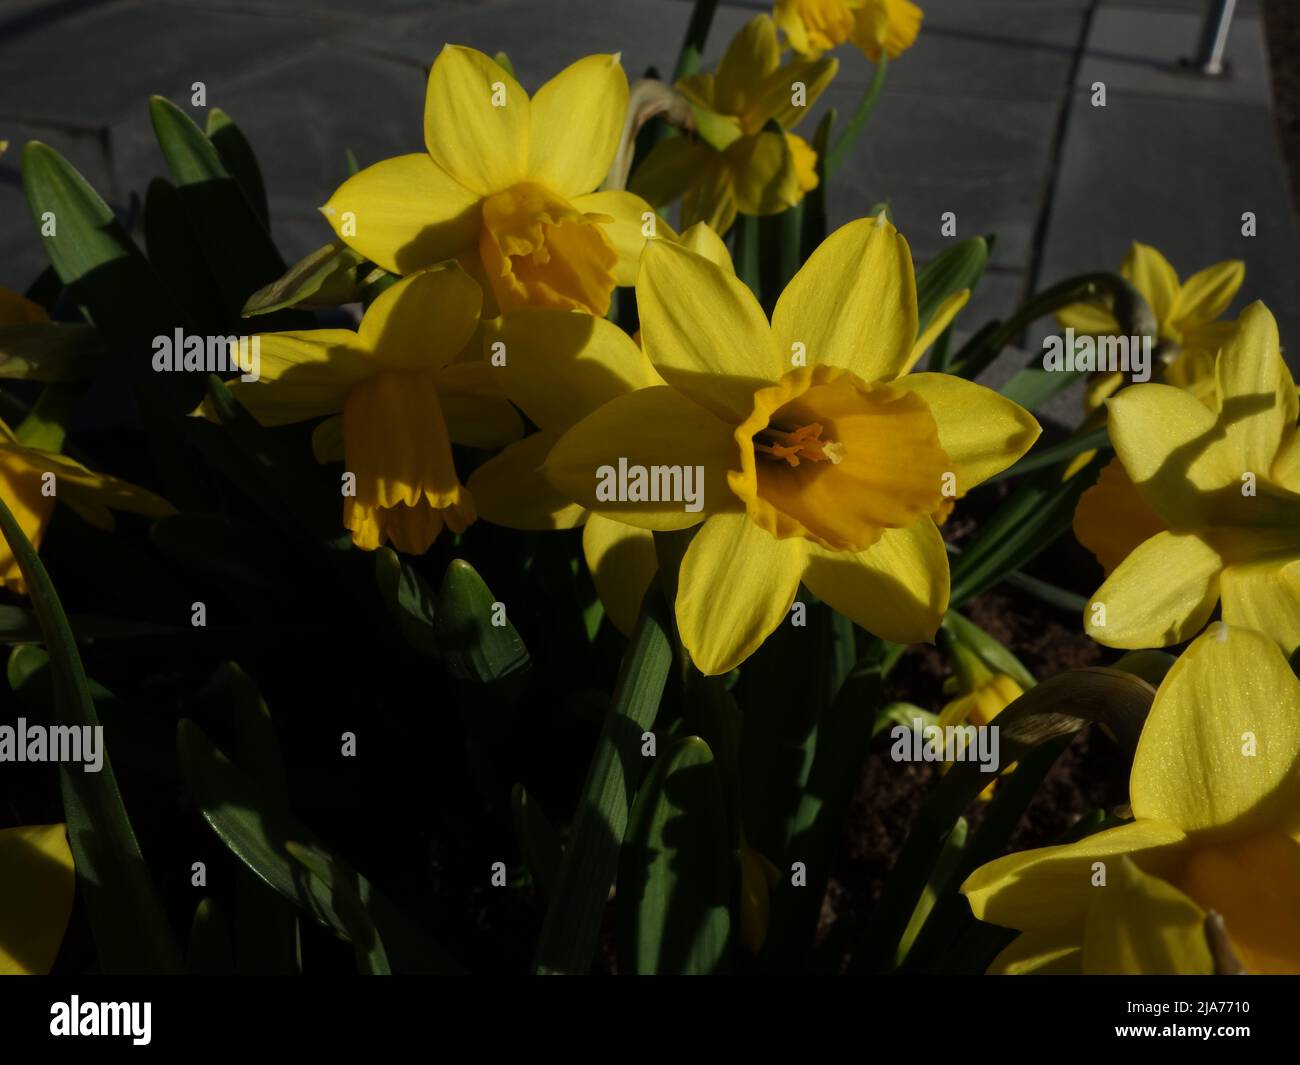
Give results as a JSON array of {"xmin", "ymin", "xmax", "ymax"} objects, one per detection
[
  {"xmin": 205, "ymin": 264, "xmax": 522, "ymax": 554},
  {"xmin": 539, "ymin": 215, "xmax": 1039, "ymax": 675},
  {"xmin": 1076, "ymin": 302, "xmax": 1300, "ymax": 655},
  {"xmin": 470, "ymin": 225, "xmax": 734, "ymax": 635},
  {"xmin": 0, "ymin": 416, "xmax": 175, "ymax": 594},
  {"xmin": 0, "ymin": 284, "xmax": 50, "ymax": 326},
  {"xmin": 1057, "ymin": 243, "xmax": 1244, "ymax": 412},
  {"xmin": 631, "ymin": 15, "xmax": 837, "ymax": 235},
  {"xmin": 320, "ymin": 46, "xmax": 655, "ymax": 318},
  {"xmin": 1, "ymin": 823, "xmax": 74, "ymax": 974},
  {"xmin": 963, "ymin": 624, "xmax": 1300, "ymax": 975},
  {"xmin": 776, "ymin": 0, "xmax": 923, "ymax": 62},
  {"xmin": 938, "ymin": 666, "xmax": 1022, "ymax": 801}
]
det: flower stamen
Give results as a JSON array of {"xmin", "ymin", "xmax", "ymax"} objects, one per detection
[{"xmin": 754, "ymin": 421, "xmax": 844, "ymax": 467}]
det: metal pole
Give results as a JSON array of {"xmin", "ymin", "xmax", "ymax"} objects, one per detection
[{"xmin": 1190, "ymin": 0, "xmax": 1238, "ymax": 76}]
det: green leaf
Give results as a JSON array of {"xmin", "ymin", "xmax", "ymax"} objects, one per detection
[
  {"xmin": 206, "ymin": 107, "xmax": 270, "ymax": 232},
  {"xmin": 940, "ymin": 611, "xmax": 1037, "ymax": 691},
  {"xmin": 733, "ymin": 213, "xmax": 760, "ymax": 296},
  {"xmin": 0, "ymin": 322, "xmax": 106, "ymax": 381},
  {"xmin": 987, "ymin": 424, "xmax": 1110, "ymax": 484},
  {"xmin": 186, "ymin": 898, "xmax": 235, "ymax": 974},
  {"xmin": 286, "ymin": 842, "xmax": 391, "ymax": 975},
  {"xmin": 375, "ymin": 547, "xmax": 440, "ymax": 658},
  {"xmin": 143, "ymin": 176, "xmax": 225, "ymax": 332},
  {"xmin": 896, "ymin": 816, "xmax": 967, "ymax": 965},
  {"xmin": 176, "ymin": 717, "xmax": 459, "ymax": 973},
  {"xmin": 916, "ymin": 237, "xmax": 988, "ymax": 340},
  {"xmin": 149, "ymin": 95, "xmax": 286, "ymax": 321},
  {"xmin": 20, "ymin": 141, "xmax": 198, "ymax": 415},
  {"xmin": 618, "ymin": 736, "xmax": 733, "ymax": 974},
  {"xmin": 949, "ymin": 454, "xmax": 1105, "ymax": 608},
  {"xmin": 434, "ymin": 558, "xmax": 529, "ymax": 684},
  {"xmin": 512, "ymin": 782, "xmax": 562, "ymax": 899},
  {"xmin": 0, "ymin": 491, "xmax": 180, "ymax": 973},
  {"xmin": 533, "ymin": 586, "xmax": 673, "ymax": 974},
  {"xmin": 243, "ymin": 240, "xmax": 372, "ymax": 316}
]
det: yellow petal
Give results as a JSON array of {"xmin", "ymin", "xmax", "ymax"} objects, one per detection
[
  {"xmin": 0, "ymin": 824, "xmax": 74, "ymax": 974},
  {"xmin": 987, "ymin": 926, "xmax": 1083, "ymax": 975},
  {"xmin": 1173, "ymin": 831, "xmax": 1300, "ymax": 974},
  {"xmin": 1213, "ymin": 301, "xmax": 1297, "ymax": 474},
  {"xmin": 755, "ymin": 58, "xmax": 838, "ymax": 134},
  {"xmin": 342, "ymin": 370, "xmax": 472, "ymax": 552},
  {"xmin": 571, "ymin": 190, "xmax": 656, "ymax": 287},
  {"xmin": 1073, "ymin": 456, "xmax": 1168, "ymax": 576},
  {"xmin": 1085, "ymin": 530, "xmax": 1222, "ymax": 648},
  {"xmin": 0, "ymin": 285, "xmax": 50, "ymax": 326},
  {"xmin": 468, "ymin": 431, "xmax": 585, "ymax": 530},
  {"xmin": 681, "ymin": 155, "xmax": 739, "ymax": 235},
  {"xmin": 358, "ymin": 264, "xmax": 482, "ymax": 370},
  {"xmin": 320, "ymin": 154, "xmax": 481, "ymax": 276},
  {"xmin": 851, "ymin": 0, "xmax": 924, "ymax": 62},
  {"xmin": 676, "ymin": 512, "xmax": 806, "ymax": 675},
  {"xmin": 36, "ymin": 450, "xmax": 175, "ymax": 519},
  {"xmin": 1106, "ymin": 383, "xmax": 1236, "ymax": 527},
  {"xmin": 960, "ymin": 820, "xmax": 1187, "ymax": 931},
  {"xmin": 1175, "ymin": 259, "xmax": 1243, "ymax": 327},
  {"xmin": 1121, "ymin": 242, "xmax": 1181, "ymax": 327},
  {"xmin": 424, "ymin": 45, "xmax": 530, "ymax": 196},
  {"xmin": 628, "ymin": 135, "xmax": 713, "ymax": 208},
  {"xmin": 675, "ymin": 223, "xmax": 734, "ymax": 274},
  {"xmin": 216, "ymin": 331, "xmax": 372, "ymax": 427},
  {"xmin": 487, "ymin": 309, "xmax": 657, "ymax": 432},
  {"xmin": 1218, "ymin": 559, "xmax": 1300, "ymax": 657},
  {"xmin": 903, "ymin": 289, "xmax": 969, "ymax": 374},
  {"xmin": 714, "ymin": 15, "xmax": 782, "ymax": 120},
  {"xmin": 0, "ymin": 451, "xmax": 55, "ymax": 595},
  {"xmin": 582, "ymin": 514, "xmax": 658, "ymax": 636},
  {"xmin": 772, "ymin": 215, "xmax": 918, "ymax": 384},
  {"xmin": 544, "ymin": 386, "xmax": 740, "ymax": 529},
  {"xmin": 1082, "ymin": 855, "xmax": 1212, "ymax": 975},
  {"xmin": 528, "ymin": 54, "xmax": 626, "ymax": 198},
  {"xmin": 1055, "ymin": 299, "xmax": 1120, "ymax": 336},
  {"xmin": 636, "ymin": 238, "xmax": 778, "ymax": 422},
  {"xmin": 1131, "ymin": 623, "xmax": 1300, "ymax": 833},
  {"xmin": 433, "ymin": 360, "xmax": 524, "ymax": 448},
  {"xmin": 801, "ymin": 517, "xmax": 948, "ymax": 644},
  {"xmin": 726, "ymin": 130, "xmax": 799, "ymax": 216},
  {"xmin": 893, "ymin": 373, "xmax": 1041, "ymax": 493}
]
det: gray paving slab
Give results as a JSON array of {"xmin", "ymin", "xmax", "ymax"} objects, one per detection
[
  {"xmin": 815, "ymin": 83, "xmax": 1059, "ymax": 270},
  {"xmin": 0, "ymin": 0, "xmax": 343, "ymax": 128},
  {"xmin": 1078, "ymin": 8, "xmax": 1272, "ymax": 105}
]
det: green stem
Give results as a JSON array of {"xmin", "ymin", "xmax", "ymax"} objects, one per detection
[
  {"xmin": 672, "ymin": 0, "xmax": 720, "ymax": 81},
  {"xmin": 826, "ymin": 56, "xmax": 888, "ymax": 178}
]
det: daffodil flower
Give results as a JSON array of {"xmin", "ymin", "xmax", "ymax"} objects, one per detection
[
  {"xmin": 631, "ymin": 15, "xmax": 837, "ymax": 235},
  {"xmin": 937, "ymin": 659, "xmax": 1023, "ymax": 801},
  {"xmin": 1, "ymin": 823, "xmax": 74, "ymax": 974},
  {"xmin": 1076, "ymin": 302, "xmax": 1300, "ymax": 655},
  {"xmin": 1057, "ymin": 242, "xmax": 1244, "ymax": 412},
  {"xmin": 776, "ymin": 0, "xmax": 923, "ymax": 62},
  {"xmin": 0, "ymin": 417, "xmax": 175, "ymax": 595},
  {"xmin": 539, "ymin": 216, "xmax": 1039, "ymax": 675},
  {"xmin": 470, "ymin": 225, "xmax": 736, "ymax": 635},
  {"xmin": 320, "ymin": 46, "xmax": 655, "ymax": 318},
  {"xmin": 963, "ymin": 624, "xmax": 1300, "ymax": 975},
  {"xmin": 205, "ymin": 264, "xmax": 522, "ymax": 554}
]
